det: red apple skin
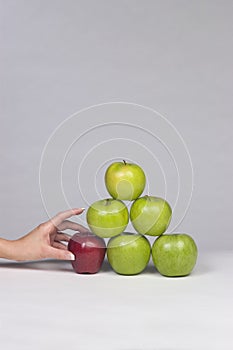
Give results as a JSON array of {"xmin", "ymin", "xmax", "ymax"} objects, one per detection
[{"xmin": 68, "ymin": 232, "xmax": 106, "ymax": 274}]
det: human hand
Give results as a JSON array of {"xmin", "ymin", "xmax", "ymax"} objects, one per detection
[{"xmin": 8, "ymin": 208, "xmax": 87, "ymax": 261}]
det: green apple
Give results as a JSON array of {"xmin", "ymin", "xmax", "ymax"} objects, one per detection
[
  {"xmin": 86, "ymin": 198, "xmax": 129, "ymax": 238},
  {"xmin": 130, "ymin": 195, "xmax": 172, "ymax": 236},
  {"xmin": 107, "ymin": 232, "xmax": 151, "ymax": 275},
  {"xmin": 105, "ymin": 160, "xmax": 146, "ymax": 201},
  {"xmin": 152, "ymin": 234, "xmax": 198, "ymax": 277}
]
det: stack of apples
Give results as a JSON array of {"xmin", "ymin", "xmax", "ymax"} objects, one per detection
[{"xmin": 68, "ymin": 161, "xmax": 198, "ymax": 277}]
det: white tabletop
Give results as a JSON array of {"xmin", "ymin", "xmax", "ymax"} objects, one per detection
[{"xmin": 0, "ymin": 251, "xmax": 232, "ymax": 350}]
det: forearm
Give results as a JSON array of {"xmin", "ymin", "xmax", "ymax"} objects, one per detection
[{"xmin": 0, "ymin": 238, "xmax": 18, "ymax": 260}]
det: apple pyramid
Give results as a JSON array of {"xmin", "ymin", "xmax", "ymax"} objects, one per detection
[{"xmin": 83, "ymin": 160, "xmax": 197, "ymax": 277}]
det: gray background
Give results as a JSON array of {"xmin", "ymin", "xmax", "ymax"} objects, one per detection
[
  {"xmin": 1, "ymin": 0, "xmax": 233, "ymax": 251},
  {"xmin": 1, "ymin": 2, "xmax": 233, "ymax": 350}
]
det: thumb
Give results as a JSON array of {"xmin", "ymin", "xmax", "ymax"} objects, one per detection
[{"xmin": 46, "ymin": 247, "xmax": 75, "ymax": 261}]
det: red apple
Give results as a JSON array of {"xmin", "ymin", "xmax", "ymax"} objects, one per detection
[{"xmin": 68, "ymin": 232, "xmax": 106, "ymax": 274}]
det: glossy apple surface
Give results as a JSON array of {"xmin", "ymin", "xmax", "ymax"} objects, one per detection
[
  {"xmin": 152, "ymin": 234, "xmax": 198, "ymax": 277},
  {"xmin": 130, "ymin": 195, "xmax": 172, "ymax": 236},
  {"xmin": 68, "ymin": 232, "xmax": 106, "ymax": 274},
  {"xmin": 105, "ymin": 160, "xmax": 146, "ymax": 201},
  {"xmin": 86, "ymin": 198, "xmax": 129, "ymax": 238},
  {"xmin": 107, "ymin": 232, "xmax": 151, "ymax": 275}
]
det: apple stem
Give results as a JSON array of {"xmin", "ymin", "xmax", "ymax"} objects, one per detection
[
  {"xmin": 123, "ymin": 160, "xmax": 126, "ymax": 165},
  {"xmin": 105, "ymin": 199, "xmax": 111, "ymax": 206}
]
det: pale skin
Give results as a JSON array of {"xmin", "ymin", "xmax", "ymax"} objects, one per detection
[{"xmin": 0, "ymin": 208, "xmax": 86, "ymax": 262}]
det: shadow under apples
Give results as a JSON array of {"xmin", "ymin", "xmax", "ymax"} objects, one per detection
[
  {"xmin": 0, "ymin": 258, "xmax": 212, "ymax": 276},
  {"xmin": 99, "ymin": 258, "xmax": 113, "ymax": 273},
  {"xmin": 143, "ymin": 261, "xmax": 159, "ymax": 275},
  {"xmin": 144, "ymin": 261, "xmax": 212, "ymax": 277}
]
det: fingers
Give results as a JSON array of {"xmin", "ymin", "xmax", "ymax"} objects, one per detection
[
  {"xmin": 53, "ymin": 241, "xmax": 67, "ymax": 250},
  {"xmin": 50, "ymin": 208, "xmax": 85, "ymax": 228},
  {"xmin": 45, "ymin": 246, "xmax": 75, "ymax": 260},
  {"xmin": 57, "ymin": 220, "xmax": 88, "ymax": 232},
  {"xmin": 55, "ymin": 233, "xmax": 71, "ymax": 242}
]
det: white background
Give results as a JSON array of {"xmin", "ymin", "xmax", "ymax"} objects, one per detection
[{"xmin": 1, "ymin": 253, "xmax": 233, "ymax": 350}]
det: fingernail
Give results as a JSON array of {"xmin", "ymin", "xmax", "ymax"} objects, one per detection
[
  {"xmin": 69, "ymin": 253, "xmax": 75, "ymax": 261},
  {"xmin": 75, "ymin": 208, "xmax": 85, "ymax": 214}
]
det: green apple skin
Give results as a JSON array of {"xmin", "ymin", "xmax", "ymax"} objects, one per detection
[
  {"xmin": 152, "ymin": 234, "xmax": 198, "ymax": 277},
  {"xmin": 86, "ymin": 198, "xmax": 129, "ymax": 238},
  {"xmin": 107, "ymin": 232, "xmax": 151, "ymax": 275},
  {"xmin": 130, "ymin": 195, "xmax": 172, "ymax": 236},
  {"xmin": 105, "ymin": 161, "xmax": 146, "ymax": 201}
]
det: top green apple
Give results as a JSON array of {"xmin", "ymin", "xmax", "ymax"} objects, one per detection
[{"xmin": 105, "ymin": 160, "xmax": 146, "ymax": 201}]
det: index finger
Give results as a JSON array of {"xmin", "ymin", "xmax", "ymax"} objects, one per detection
[{"xmin": 50, "ymin": 208, "xmax": 85, "ymax": 228}]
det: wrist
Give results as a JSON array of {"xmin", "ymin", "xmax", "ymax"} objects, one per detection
[{"xmin": 0, "ymin": 238, "xmax": 18, "ymax": 260}]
